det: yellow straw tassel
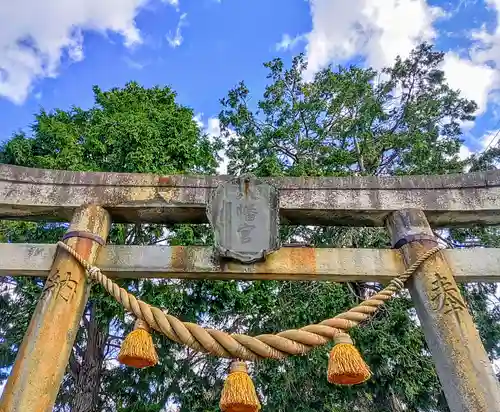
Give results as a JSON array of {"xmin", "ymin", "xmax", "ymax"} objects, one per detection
[
  {"xmin": 220, "ymin": 361, "xmax": 261, "ymax": 412},
  {"xmin": 118, "ymin": 319, "xmax": 158, "ymax": 368},
  {"xmin": 327, "ymin": 334, "xmax": 371, "ymax": 385}
]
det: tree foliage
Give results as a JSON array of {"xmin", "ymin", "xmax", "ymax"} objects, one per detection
[
  {"xmin": 216, "ymin": 42, "xmax": 499, "ymax": 411},
  {"xmin": 0, "ymin": 44, "xmax": 499, "ymax": 412},
  {"xmin": 0, "ymin": 82, "xmax": 222, "ymax": 412}
]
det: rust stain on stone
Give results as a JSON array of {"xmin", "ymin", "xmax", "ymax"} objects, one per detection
[
  {"xmin": 170, "ymin": 246, "xmax": 185, "ymax": 271},
  {"xmin": 169, "ymin": 246, "xmax": 197, "ymax": 273},
  {"xmin": 75, "ymin": 237, "xmax": 94, "ymax": 262},
  {"xmin": 288, "ymin": 248, "xmax": 317, "ymax": 276},
  {"xmin": 256, "ymin": 248, "xmax": 317, "ymax": 276},
  {"xmin": 168, "ymin": 246, "xmax": 319, "ymax": 278},
  {"xmin": 158, "ymin": 176, "xmax": 171, "ymax": 186}
]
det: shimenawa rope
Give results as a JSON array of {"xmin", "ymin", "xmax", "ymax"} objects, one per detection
[{"xmin": 56, "ymin": 240, "xmax": 442, "ymax": 361}]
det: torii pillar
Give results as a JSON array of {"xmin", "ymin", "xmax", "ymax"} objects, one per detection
[
  {"xmin": 0, "ymin": 205, "xmax": 111, "ymax": 412},
  {"xmin": 386, "ymin": 209, "xmax": 500, "ymax": 412}
]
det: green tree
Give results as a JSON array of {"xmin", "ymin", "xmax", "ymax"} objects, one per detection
[
  {"xmin": 211, "ymin": 42, "xmax": 498, "ymax": 411},
  {"xmin": 1, "ymin": 42, "xmax": 498, "ymax": 412},
  {"xmin": 0, "ymin": 81, "xmax": 222, "ymax": 412}
]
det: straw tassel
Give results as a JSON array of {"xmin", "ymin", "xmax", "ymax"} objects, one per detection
[
  {"xmin": 118, "ymin": 318, "xmax": 159, "ymax": 368},
  {"xmin": 327, "ymin": 333, "xmax": 371, "ymax": 385},
  {"xmin": 220, "ymin": 360, "xmax": 261, "ymax": 412}
]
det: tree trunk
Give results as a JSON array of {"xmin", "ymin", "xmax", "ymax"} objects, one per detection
[{"xmin": 71, "ymin": 304, "xmax": 107, "ymax": 412}]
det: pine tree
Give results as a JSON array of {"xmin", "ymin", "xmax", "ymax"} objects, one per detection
[{"xmin": 1, "ymin": 43, "xmax": 498, "ymax": 412}]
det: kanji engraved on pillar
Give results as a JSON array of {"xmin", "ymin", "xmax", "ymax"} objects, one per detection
[
  {"xmin": 41, "ymin": 269, "xmax": 78, "ymax": 303},
  {"xmin": 430, "ymin": 272, "xmax": 467, "ymax": 315}
]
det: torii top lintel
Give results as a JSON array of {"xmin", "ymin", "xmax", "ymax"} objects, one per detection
[{"xmin": 1, "ymin": 164, "xmax": 500, "ymax": 227}]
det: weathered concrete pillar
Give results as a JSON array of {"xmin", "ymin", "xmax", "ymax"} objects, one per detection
[
  {"xmin": 386, "ymin": 209, "xmax": 500, "ymax": 412},
  {"xmin": 0, "ymin": 205, "xmax": 111, "ymax": 412}
]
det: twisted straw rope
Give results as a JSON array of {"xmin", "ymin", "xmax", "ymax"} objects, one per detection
[{"xmin": 56, "ymin": 241, "xmax": 442, "ymax": 361}]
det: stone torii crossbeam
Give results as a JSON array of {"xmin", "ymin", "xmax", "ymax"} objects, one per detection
[{"xmin": 0, "ymin": 164, "xmax": 500, "ymax": 412}]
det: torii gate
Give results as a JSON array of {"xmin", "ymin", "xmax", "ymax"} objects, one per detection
[{"xmin": 0, "ymin": 164, "xmax": 499, "ymax": 412}]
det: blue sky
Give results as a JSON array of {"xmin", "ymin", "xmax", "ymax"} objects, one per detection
[
  {"xmin": 1, "ymin": 0, "xmax": 500, "ymax": 163},
  {"xmin": 2, "ymin": 0, "xmax": 500, "ymax": 398}
]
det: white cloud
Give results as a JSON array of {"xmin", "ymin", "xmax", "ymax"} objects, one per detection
[
  {"xmin": 206, "ymin": 117, "xmax": 221, "ymax": 138},
  {"xmin": 467, "ymin": 128, "xmax": 500, "ymax": 168},
  {"xmin": 123, "ymin": 56, "xmax": 148, "ymax": 70},
  {"xmin": 163, "ymin": 0, "xmax": 179, "ymax": 11},
  {"xmin": 470, "ymin": 2, "xmax": 500, "ymax": 67},
  {"xmin": 303, "ymin": 0, "xmax": 444, "ymax": 79},
  {"xmin": 205, "ymin": 116, "xmax": 230, "ymax": 175},
  {"xmin": 194, "ymin": 113, "xmax": 235, "ymax": 174},
  {"xmin": 443, "ymin": 0, "xmax": 500, "ymax": 117},
  {"xmin": 0, "ymin": 0, "xmax": 177, "ymax": 104},
  {"xmin": 458, "ymin": 144, "xmax": 473, "ymax": 160},
  {"xmin": 294, "ymin": 0, "xmax": 500, "ymax": 126},
  {"xmin": 276, "ymin": 34, "xmax": 306, "ymax": 51},
  {"xmin": 442, "ymin": 53, "xmax": 497, "ymax": 115},
  {"xmin": 478, "ymin": 129, "xmax": 500, "ymax": 151},
  {"xmin": 193, "ymin": 113, "xmax": 204, "ymax": 129},
  {"xmin": 457, "ymin": 129, "xmax": 500, "ymax": 168},
  {"xmin": 166, "ymin": 13, "xmax": 187, "ymax": 48}
]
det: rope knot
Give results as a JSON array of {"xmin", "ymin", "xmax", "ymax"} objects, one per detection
[
  {"xmin": 135, "ymin": 318, "xmax": 150, "ymax": 332},
  {"xmin": 88, "ymin": 266, "xmax": 100, "ymax": 280},
  {"xmin": 333, "ymin": 334, "xmax": 353, "ymax": 345},
  {"xmin": 230, "ymin": 361, "xmax": 248, "ymax": 374}
]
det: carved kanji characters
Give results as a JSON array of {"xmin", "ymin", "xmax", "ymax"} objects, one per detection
[
  {"xmin": 41, "ymin": 269, "xmax": 78, "ymax": 303},
  {"xmin": 430, "ymin": 272, "xmax": 467, "ymax": 314}
]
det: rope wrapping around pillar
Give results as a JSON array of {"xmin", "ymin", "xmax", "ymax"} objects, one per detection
[{"xmin": 56, "ymin": 240, "xmax": 443, "ymax": 362}]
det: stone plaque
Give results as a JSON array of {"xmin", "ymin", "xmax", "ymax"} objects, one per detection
[{"xmin": 207, "ymin": 175, "xmax": 280, "ymax": 264}]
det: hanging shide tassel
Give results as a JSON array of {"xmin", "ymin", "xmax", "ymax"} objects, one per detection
[
  {"xmin": 327, "ymin": 333, "xmax": 371, "ymax": 385},
  {"xmin": 220, "ymin": 360, "xmax": 261, "ymax": 412},
  {"xmin": 118, "ymin": 318, "xmax": 159, "ymax": 368}
]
